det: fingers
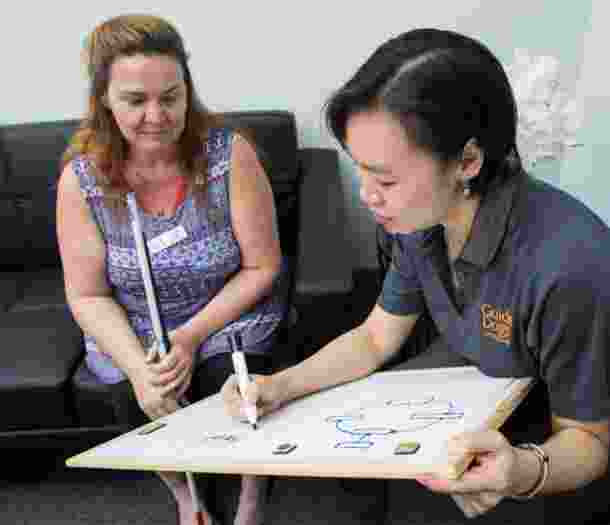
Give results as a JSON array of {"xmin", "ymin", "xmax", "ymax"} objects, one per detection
[
  {"xmin": 220, "ymin": 374, "xmax": 278, "ymax": 419},
  {"xmin": 243, "ymin": 377, "xmax": 261, "ymax": 405},
  {"xmin": 152, "ymin": 366, "xmax": 187, "ymax": 390},
  {"xmin": 452, "ymin": 493, "xmax": 486, "ymax": 519},
  {"xmin": 451, "ymin": 494, "xmax": 478, "ymax": 518},
  {"xmin": 173, "ymin": 368, "xmax": 195, "ymax": 401},
  {"xmin": 447, "ymin": 430, "xmax": 508, "ymax": 459},
  {"xmin": 148, "ymin": 351, "xmax": 191, "ymax": 389},
  {"xmin": 141, "ymin": 392, "xmax": 181, "ymax": 420},
  {"xmin": 159, "ymin": 364, "xmax": 192, "ymax": 397},
  {"xmin": 175, "ymin": 371, "xmax": 193, "ymax": 400},
  {"xmin": 156, "ymin": 395, "xmax": 180, "ymax": 416},
  {"xmin": 221, "ymin": 375, "xmax": 246, "ymax": 417},
  {"xmin": 451, "ymin": 492, "xmax": 502, "ymax": 518},
  {"xmin": 149, "ymin": 352, "xmax": 179, "ymax": 374},
  {"xmin": 414, "ymin": 431, "xmax": 513, "ymax": 496},
  {"xmin": 133, "ymin": 367, "xmax": 185, "ymax": 420},
  {"xmin": 252, "ymin": 374, "xmax": 282, "ymax": 412},
  {"xmin": 145, "ymin": 349, "xmax": 156, "ymax": 364}
]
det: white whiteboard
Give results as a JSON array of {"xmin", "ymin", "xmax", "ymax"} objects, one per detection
[{"xmin": 67, "ymin": 367, "xmax": 532, "ymax": 479}]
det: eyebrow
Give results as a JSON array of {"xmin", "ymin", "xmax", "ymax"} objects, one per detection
[
  {"xmin": 352, "ymin": 158, "xmax": 393, "ymax": 175},
  {"xmin": 119, "ymin": 84, "xmax": 182, "ymax": 97}
]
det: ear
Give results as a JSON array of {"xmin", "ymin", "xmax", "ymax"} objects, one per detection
[{"xmin": 459, "ymin": 138, "xmax": 484, "ymax": 183}]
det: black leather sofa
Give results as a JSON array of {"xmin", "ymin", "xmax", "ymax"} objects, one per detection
[
  {"xmin": 4, "ymin": 111, "xmax": 609, "ymax": 524},
  {"xmin": 0, "ymin": 110, "xmax": 354, "ymax": 456}
]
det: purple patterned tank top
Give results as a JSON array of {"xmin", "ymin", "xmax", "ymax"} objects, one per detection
[{"xmin": 73, "ymin": 128, "xmax": 286, "ymax": 384}]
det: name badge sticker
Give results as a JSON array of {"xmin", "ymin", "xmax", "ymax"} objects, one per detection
[{"xmin": 148, "ymin": 225, "xmax": 188, "ymax": 255}]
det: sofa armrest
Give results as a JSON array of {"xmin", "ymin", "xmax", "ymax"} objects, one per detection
[
  {"xmin": 0, "ymin": 274, "xmax": 19, "ymax": 312},
  {"xmin": 294, "ymin": 148, "xmax": 353, "ymax": 296}
]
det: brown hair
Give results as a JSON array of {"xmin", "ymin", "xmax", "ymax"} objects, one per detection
[{"xmin": 62, "ymin": 14, "xmax": 223, "ymax": 212}]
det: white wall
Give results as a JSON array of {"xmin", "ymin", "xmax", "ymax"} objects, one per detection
[
  {"xmin": 558, "ymin": 0, "xmax": 610, "ymax": 225},
  {"xmin": 1, "ymin": 1, "xmax": 597, "ymax": 268}
]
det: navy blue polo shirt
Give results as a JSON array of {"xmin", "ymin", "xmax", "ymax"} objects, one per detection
[{"xmin": 379, "ymin": 171, "xmax": 610, "ymax": 422}]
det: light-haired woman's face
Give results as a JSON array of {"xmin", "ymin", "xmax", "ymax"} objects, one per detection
[
  {"xmin": 345, "ymin": 109, "xmax": 460, "ymax": 235},
  {"xmin": 105, "ymin": 53, "xmax": 187, "ymax": 154}
]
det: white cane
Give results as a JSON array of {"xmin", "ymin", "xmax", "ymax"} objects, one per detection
[{"xmin": 127, "ymin": 193, "xmax": 204, "ymax": 523}]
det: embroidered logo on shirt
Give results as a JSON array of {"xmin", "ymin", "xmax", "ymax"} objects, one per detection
[{"xmin": 480, "ymin": 304, "xmax": 513, "ymax": 345}]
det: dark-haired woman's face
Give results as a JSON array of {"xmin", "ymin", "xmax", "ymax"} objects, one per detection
[{"xmin": 346, "ymin": 109, "xmax": 461, "ymax": 235}]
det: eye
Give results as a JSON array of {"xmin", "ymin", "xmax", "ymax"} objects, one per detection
[
  {"xmin": 161, "ymin": 90, "xmax": 184, "ymax": 106},
  {"xmin": 379, "ymin": 181, "xmax": 396, "ymax": 189},
  {"xmin": 126, "ymin": 98, "xmax": 144, "ymax": 106},
  {"xmin": 161, "ymin": 96, "xmax": 177, "ymax": 106}
]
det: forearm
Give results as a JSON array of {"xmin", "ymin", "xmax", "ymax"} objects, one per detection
[
  {"xmin": 511, "ymin": 426, "xmax": 608, "ymax": 497},
  {"xmin": 67, "ymin": 294, "xmax": 147, "ymax": 379},
  {"xmin": 175, "ymin": 265, "xmax": 279, "ymax": 347},
  {"xmin": 536, "ymin": 427, "xmax": 608, "ymax": 494},
  {"xmin": 272, "ymin": 323, "xmax": 383, "ymax": 406}
]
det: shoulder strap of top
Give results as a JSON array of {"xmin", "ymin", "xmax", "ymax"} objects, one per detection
[
  {"xmin": 71, "ymin": 156, "xmax": 103, "ymax": 200},
  {"xmin": 70, "ymin": 155, "xmax": 108, "ymax": 237}
]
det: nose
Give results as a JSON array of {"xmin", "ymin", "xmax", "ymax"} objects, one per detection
[{"xmin": 144, "ymin": 101, "xmax": 167, "ymax": 124}]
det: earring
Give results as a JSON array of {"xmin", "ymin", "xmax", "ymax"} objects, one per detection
[{"xmin": 462, "ymin": 179, "xmax": 472, "ymax": 198}]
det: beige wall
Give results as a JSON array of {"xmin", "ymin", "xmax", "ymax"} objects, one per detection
[{"xmin": 0, "ymin": 1, "xmax": 596, "ymax": 268}]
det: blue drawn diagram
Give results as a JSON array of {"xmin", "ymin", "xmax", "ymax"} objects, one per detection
[{"xmin": 325, "ymin": 396, "xmax": 465, "ymax": 449}]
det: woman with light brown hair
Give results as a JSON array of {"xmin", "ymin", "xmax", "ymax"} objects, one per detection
[{"xmin": 58, "ymin": 14, "xmax": 286, "ymax": 525}]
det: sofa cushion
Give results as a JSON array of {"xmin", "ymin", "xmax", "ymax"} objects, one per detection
[
  {"xmin": 0, "ymin": 120, "xmax": 79, "ymax": 269},
  {"xmin": 71, "ymin": 360, "xmax": 121, "ymax": 427},
  {"xmin": 0, "ymin": 120, "xmax": 80, "ymax": 192},
  {"xmin": 0, "ymin": 308, "xmax": 83, "ymax": 431},
  {"xmin": 0, "ymin": 192, "xmax": 26, "ymax": 268},
  {"xmin": 221, "ymin": 111, "xmax": 299, "ymax": 185},
  {"xmin": 0, "ymin": 272, "xmax": 19, "ymax": 312},
  {"xmin": 1, "ymin": 267, "xmax": 67, "ymax": 314},
  {"xmin": 8, "ymin": 267, "xmax": 68, "ymax": 313},
  {"xmin": 0, "ymin": 188, "xmax": 60, "ymax": 269}
]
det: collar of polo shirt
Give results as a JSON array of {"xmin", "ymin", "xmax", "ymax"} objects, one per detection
[{"xmin": 458, "ymin": 172, "xmax": 524, "ymax": 269}]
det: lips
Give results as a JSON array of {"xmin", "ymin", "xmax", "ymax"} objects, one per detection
[{"xmin": 372, "ymin": 212, "xmax": 392, "ymax": 224}]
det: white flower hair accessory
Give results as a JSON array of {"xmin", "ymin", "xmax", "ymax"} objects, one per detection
[{"xmin": 505, "ymin": 49, "xmax": 582, "ymax": 170}]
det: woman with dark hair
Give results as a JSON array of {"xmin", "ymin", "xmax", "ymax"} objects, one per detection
[
  {"xmin": 223, "ymin": 29, "xmax": 610, "ymax": 523},
  {"xmin": 57, "ymin": 14, "xmax": 285, "ymax": 525}
]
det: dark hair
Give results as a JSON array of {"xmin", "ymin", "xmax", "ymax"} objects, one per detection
[
  {"xmin": 325, "ymin": 28, "xmax": 523, "ymax": 195},
  {"xmin": 62, "ymin": 14, "xmax": 223, "ymax": 211}
]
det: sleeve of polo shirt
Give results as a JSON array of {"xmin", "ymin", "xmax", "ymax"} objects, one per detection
[
  {"xmin": 377, "ymin": 235, "xmax": 426, "ymax": 316},
  {"xmin": 534, "ymin": 269, "xmax": 610, "ymax": 421}
]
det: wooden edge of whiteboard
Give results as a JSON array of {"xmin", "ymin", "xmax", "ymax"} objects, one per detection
[
  {"xmin": 447, "ymin": 378, "xmax": 536, "ymax": 480},
  {"xmin": 66, "ymin": 454, "xmax": 448, "ymax": 480},
  {"xmin": 64, "ymin": 420, "xmax": 171, "ymax": 469}
]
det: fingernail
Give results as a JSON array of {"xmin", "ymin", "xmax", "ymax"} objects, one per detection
[{"xmin": 415, "ymin": 474, "xmax": 433, "ymax": 481}]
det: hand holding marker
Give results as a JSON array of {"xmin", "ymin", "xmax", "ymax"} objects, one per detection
[{"xmin": 231, "ymin": 333, "xmax": 258, "ymax": 430}]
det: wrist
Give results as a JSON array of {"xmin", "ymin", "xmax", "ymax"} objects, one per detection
[
  {"xmin": 170, "ymin": 326, "xmax": 204, "ymax": 354},
  {"xmin": 510, "ymin": 443, "xmax": 550, "ymax": 500},
  {"xmin": 270, "ymin": 370, "xmax": 294, "ymax": 407},
  {"xmin": 121, "ymin": 341, "xmax": 152, "ymax": 379}
]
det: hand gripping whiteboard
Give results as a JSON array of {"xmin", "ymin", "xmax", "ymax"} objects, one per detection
[{"xmin": 66, "ymin": 367, "xmax": 533, "ymax": 480}]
